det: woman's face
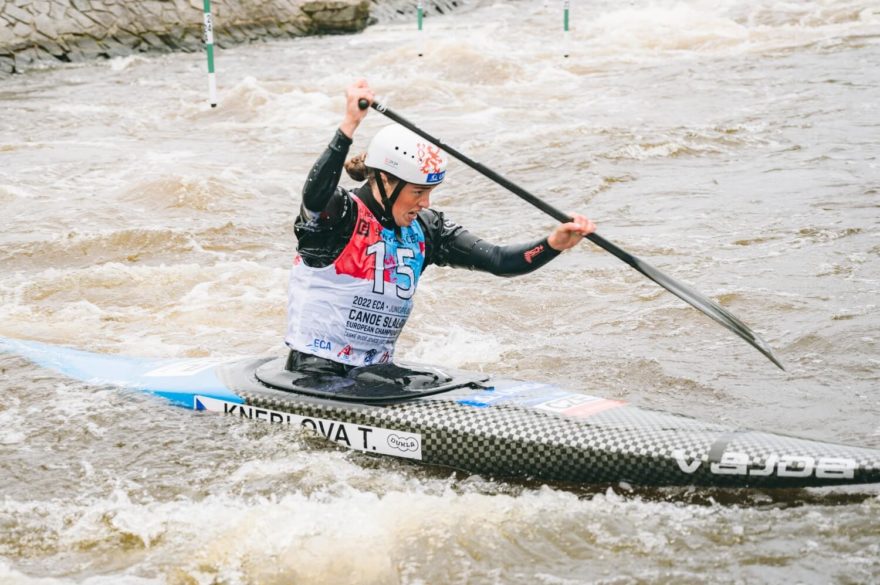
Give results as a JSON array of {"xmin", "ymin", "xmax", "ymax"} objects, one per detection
[
  {"xmin": 375, "ymin": 175, "xmax": 437, "ymax": 227},
  {"xmin": 391, "ymin": 183, "xmax": 436, "ymax": 227}
]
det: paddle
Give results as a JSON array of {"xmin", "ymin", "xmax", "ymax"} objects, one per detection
[{"xmin": 357, "ymin": 99, "xmax": 785, "ymax": 371}]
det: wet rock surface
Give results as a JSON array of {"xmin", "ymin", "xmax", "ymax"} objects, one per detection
[{"xmin": 0, "ymin": 0, "xmax": 462, "ymax": 77}]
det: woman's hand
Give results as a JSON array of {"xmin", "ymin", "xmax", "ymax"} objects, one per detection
[
  {"xmin": 547, "ymin": 213, "xmax": 596, "ymax": 251},
  {"xmin": 339, "ymin": 79, "xmax": 374, "ymax": 139}
]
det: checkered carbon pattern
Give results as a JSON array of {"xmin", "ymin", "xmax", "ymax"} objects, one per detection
[{"xmin": 238, "ymin": 384, "xmax": 880, "ymax": 488}]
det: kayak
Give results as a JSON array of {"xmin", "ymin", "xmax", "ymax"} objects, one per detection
[{"xmin": 2, "ymin": 335, "xmax": 879, "ymax": 488}]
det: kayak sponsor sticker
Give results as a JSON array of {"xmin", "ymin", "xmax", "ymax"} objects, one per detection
[
  {"xmin": 533, "ymin": 394, "xmax": 625, "ymax": 419},
  {"xmin": 387, "ymin": 434, "xmax": 419, "ymax": 453},
  {"xmin": 457, "ymin": 382, "xmax": 568, "ymax": 408},
  {"xmin": 194, "ymin": 395, "xmax": 422, "ymax": 460},
  {"xmin": 672, "ymin": 449, "xmax": 856, "ymax": 480},
  {"xmin": 458, "ymin": 383, "xmax": 624, "ymax": 419}
]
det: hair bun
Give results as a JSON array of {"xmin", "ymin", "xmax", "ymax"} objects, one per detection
[{"xmin": 344, "ymin": 152, "xmax": 368, "ymax": 182}]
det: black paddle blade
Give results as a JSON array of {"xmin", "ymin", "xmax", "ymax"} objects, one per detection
[{"xmin": 588, "ymin": 233, "xmax": 785, "ymax": 371}]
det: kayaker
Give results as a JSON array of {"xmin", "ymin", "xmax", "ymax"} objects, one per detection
[{"xmin": 286, "ymin": 79, "xmax": 595, "ymax": 375}]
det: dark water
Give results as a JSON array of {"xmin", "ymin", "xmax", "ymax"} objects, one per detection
[{"xmin": 1, "ymin": 1, "xmax": 879, "ymax": 583}]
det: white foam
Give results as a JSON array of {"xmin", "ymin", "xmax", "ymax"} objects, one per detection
[
  {"xmin": 585, "ymin": 3, "xmax": 749, "ymax": 54},
  {"xmin": 0, "ymin": 183, "xmax": 39, "ymax": 199},
  {"xmin": 400, "ymin": 323, "xmax": 506, "ymax": 368},
  {"xmin": 108, "ymin": 55, "xmax": 150, "ymax": 72},
  {"xmin": 0, "ymin": 560, "xmax": 161, "ymax": 585},
  {"xmin": 0, "ymin": 405, "xmax": 26, "ymax": 445},
  {"xmin": 7, "ymin": 481, "xmax": 821, "ymax": 585}
]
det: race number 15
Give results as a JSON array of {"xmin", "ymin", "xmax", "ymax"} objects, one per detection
[{"xmin": 366, "ymin": 241, "xmax": 415, "ymax": 299}]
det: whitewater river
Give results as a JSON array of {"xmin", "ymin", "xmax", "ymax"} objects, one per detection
[{"xmin": 2, "ymin": 0, "xmax": 880, "ymax": 582}]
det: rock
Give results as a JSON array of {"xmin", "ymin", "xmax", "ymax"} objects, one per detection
[
  {"xmin": 112, "ymin": 30, "xmax": 143, "ymax": 50},
  {"xmin": 0, "ymin": 21, "xmax": 15, "ymax": 46},
  {"xmin": 224, "ymin": 26, "xmax": 247, "ymax": 44},
  {"xmin": 14, "ymin": 45, "xmax": 52, "ymax": 70},
  {"xmin": 68, "ymin": 7, "xmax": 98, "ymax": 31},
  {"xmin": 176, "ymin": 34, "xmax": 202, "ymax": 52},
  {"xmin": 0, "ymin": 0, "xmax": 461, "ymax": 77},
  {"xmin": 246, "ymin": 24, "xmax": 270, "ymax": 40},
  {"xmin": 282, "ymin": 14, "xmax": 314, "ymax": 35},
  {"xmin": 141, "ymin": 31, "xmax": 170, "ymax": 51},
  {"xmin": 156, "ymin": 33, "xmax": 179, "ymax": 50},
  {"xmin": 70, "ymin": 35, "xmax": 107, "ymax": 60},
  {"xmin": 174, "ymin": 1, "xmax": 200, "ymax": 25},
  {"xmin": 4, "ymin": 3, "xmax": 33, "ymax": 24},
  {"xmin": 35, "ymin": 38, "xmax": 67, "ymax": 58},
  {"xmin": 161, "ymin": 4, "xmax": 180, "ymax": 25},
  {"xmin": 118, "ymin": 18, "xmax": 145, "ymax": 35},
  {"xmin": 13, "ymin": 22, "xmax": 31, "ymax": 39},
  {"xmin": 104, "ymin": 39, "xmax": 132, "ymax": 58},
  {"xmin": 0, "ymin": 53, "xmax": 15, "ymax": 74},
  {"xmin": 52, "ymin": 15, "xmax": 79, "ymax": 37},
  {"xmin": 139, "ymin": 0, "xmax": 165, "ymax": 18},
  {"xmin": 49, "ymin": 1, "xmax": 71, "ymax": 20},
  {"xmin": 85, "ymin": 10, "xmax": 117, "ymax": 33},
  {"xmin": 33, "ymin": 14, "xmax": 59, "ymax": 39},
  {"xmin": 108, "ymin": 4, "xmax": 130, "ymax": 28},
  {"xmin": 301, "ymin": 0, "xmax": 369, "ymax": 34}
]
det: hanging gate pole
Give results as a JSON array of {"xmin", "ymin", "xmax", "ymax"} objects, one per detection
[{"xmin": 203, "ymin": 0, "xmax": 218, "ymax": 107}]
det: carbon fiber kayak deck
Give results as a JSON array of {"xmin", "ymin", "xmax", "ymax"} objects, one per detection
[
  {"xmin": 2, "ymin": 336, "xmax": 879, "ymax": 488},
  {"xmin": 223, "ymin": 359, "xmax": 880, "ymax": 487}
]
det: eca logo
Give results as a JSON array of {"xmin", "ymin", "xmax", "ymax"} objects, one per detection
[{"xmin": 309, "ymin": 339, "xmax": 332, "ymax": 351}]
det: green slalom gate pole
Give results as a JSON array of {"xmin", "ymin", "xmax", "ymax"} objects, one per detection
[
  {"xmin": 563, "ymin": 0, "xmax": 570, "ymax": 58},
  {"xmin": 203, "ymin": 0, "xmax": 217, "ymax": 107},
  {"xmin": 417, "ymin": 0, "xmax": 424, "ymax": 57}
]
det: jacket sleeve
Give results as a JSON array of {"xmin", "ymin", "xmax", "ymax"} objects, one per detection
[
  {"xmin": 300, "ymin": 129, "xmax": 355, "ymax": 224},
  {"xmin": 419, "ymin": 209, "xmax": 561, "ymax": 277},
  {"xmin": 294, "ymin": 129, "xmax": 359, "ymax": 268}
]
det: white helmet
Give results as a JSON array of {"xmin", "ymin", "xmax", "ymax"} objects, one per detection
[{"xmin": 364, "ymin": 124, "xmax": 448, "ymax": 186}]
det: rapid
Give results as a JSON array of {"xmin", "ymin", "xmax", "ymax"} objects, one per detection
[{"xmin": 1, "ymin": 0, "xmax": 880, "ymax": 583}]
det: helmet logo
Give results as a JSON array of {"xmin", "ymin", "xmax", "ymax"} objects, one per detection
[
  {"xmin": 425, "ymin": 171, "xmax": 445, "ymax": 184},
  {"xmin": 417, "ymin": 143, "xmax": 444, "ymax": 175}
]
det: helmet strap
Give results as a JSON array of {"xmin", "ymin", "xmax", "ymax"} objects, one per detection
[{"xmin": 374, "ymin": 170, "xmax": 408, "ymax": 237}]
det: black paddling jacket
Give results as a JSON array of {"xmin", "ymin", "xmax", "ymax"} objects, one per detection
[{"xmin": 295, "ymin": 129, "xmax": 560, "ymax": 275}]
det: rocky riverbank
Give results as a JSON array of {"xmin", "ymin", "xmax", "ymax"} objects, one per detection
[{"xmin": 0, "ymin": 0, "xmax": 463, "ymax": 77}]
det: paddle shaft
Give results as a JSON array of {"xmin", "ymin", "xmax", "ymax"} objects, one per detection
[
  {"xmin": 356, "ymin": 99, "xmax": 784, "ymax": 370},
  {"xmin": 357, "ymin": 99, "xmax": 681, "ymax": 267}
]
